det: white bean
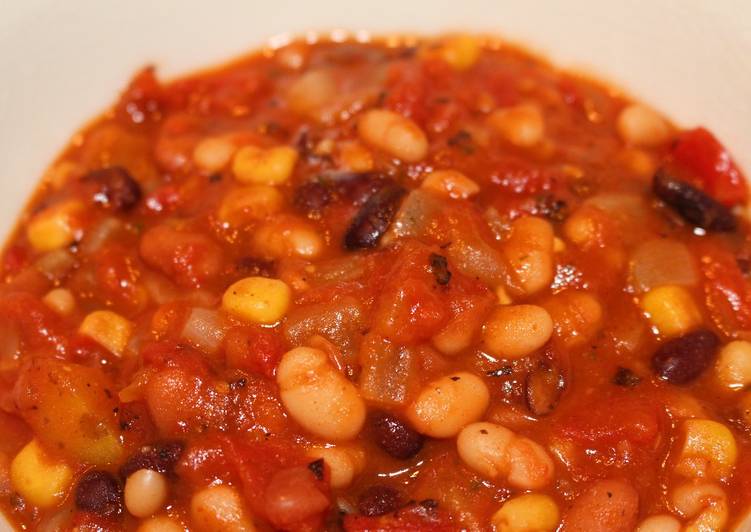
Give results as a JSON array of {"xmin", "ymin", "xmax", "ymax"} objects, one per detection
[
  {"xmin": 716, "ymin": 340, "xmax": 751, "ymax": 390},
  {"xmin": 616, "ymin": 103, "xmax": 671, "ymax": 147},
  {"xmin": 277, "ymin": 347, "xmax": 366, "ymax": 440},
  {"xmin": 307, "ymin": 444, "xmax": 365, "ymax": 489},
  {"xmin": 671, "ymin": 479, "xmax": 728, "ymax": 532},
  {"xmin": 488, "ymin": 103, "xmax": 545, "ymax": 147},
  {"xmin": 456, "ymin": 422, "xmax": 554, "ymax": 489},
  {"xmin": 635, "ymin": 514, "xmax": 681, "ymax": 532},
  {"xmin": 502, "ymin": 216, "xmax": 554, "ymax": 296},
  {"xmin": 190, "ymin": 484, "xmax": 255, "ymax": 532},
  {"xmin": 124, "ymin": 469, "xmax": 168, "ymax": 518},
  {"xmin": 357, "ymin": 109, "xmax": 428, "ymax": 163},
  {"xmin": 406, "ymin": 372, "xmax": 489, "ymax": 438},
  {"xmin": 481, "ymin": 304, "xmax": 553, "ymax": 359}
]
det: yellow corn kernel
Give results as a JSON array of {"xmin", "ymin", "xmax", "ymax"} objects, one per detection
[
  {"xmin": 339, "ymin": 141, "xmax": 374, "ymax": 172},
  {"xmin": 217, "ymin": 185, "xmax": 284, "ymax": 228},
  {"xmin": 675, "ymin": 419, "xmax": 737, "ymax": 480},
  {"xmin": 222, "ymin": 276, "xmax": 291, "ymax": 324},
  {"xmin": 439, "ymin": 35, "xmax": 481, "ymax": 71},
  {"xmin": 491, "ymin": 493, "xmax": 560, "ymax": 532},
  {"xmin": 641, "ymin": 285, "xmax": 702, "ymax": 337},
  {"xmin": 42, "ymin": 287, "xmax": 76, "ymax": 316},
  {"xmin": 26, "ymin": 201, "xmax": 83, "ymax": 252},
  {"xmin": 715, "ymin": 340, "xmax": 751, "ymax": 390},
  {"xmin": 232, "ymin": 145, "xmax": 298, "ymax": 185},
  {"xmin": 421, "ymin": 169, "xmax": 480, "ymax": 200},
  {"xmin": 11, "ymin": 439, "xmax": 72, "ymax": 508},
  {"xmin": 79, "ymin": 310, "xmax": 134, "ymax": 356}
]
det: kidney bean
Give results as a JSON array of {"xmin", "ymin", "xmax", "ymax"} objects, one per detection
[
  {"xmin": 75, "ymin": 470, "xmax": 123, "ymax": 518},
  {"xmin": 651, "ymin": 329, "xmax": 719, "ymax": 384},
  {"xmin": 653, "ymin": 170, "xmax": 736, "ymax": 231},
  {"xmin": 358, "ymin": 485, "xmax": 402, "ymax": 517},
  {"xmin": 525, "ymin": 364, "xmax": 564, "ymax": 416},
  {"xmin": 119, "ymin": 441, "xmax": 184, "ymax": 479},
  {"xmin": 294, "ymin": 181, "xmax": 332, "ymax": 215},
  {"xmin": 344, "ymin": 184, "xmax": 406, "ymax": 249},
  {"xmin": 83, "ymin": 166, "xmax": 142, "ymax": 211},
  {"xmin": 370, "ymin": 411, "xmax": 424, "ymax": 459}
]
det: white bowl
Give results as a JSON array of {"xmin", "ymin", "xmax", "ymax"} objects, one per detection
[{"xmin": 1, "ymin": 0, "xmax": 750, "ymax": 529}]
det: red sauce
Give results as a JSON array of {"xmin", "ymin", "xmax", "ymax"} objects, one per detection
[{"xmin": 1, "ymin": 34, "xmax": 750, "ymax": 530}]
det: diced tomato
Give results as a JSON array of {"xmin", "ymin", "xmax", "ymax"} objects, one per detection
[
  {"xmin": 384, "ymin": 62, "xmax": 429, "ymax": 125},
  {"xmin": 115, "ymin": 66, "xmax": 165, "ymax": 126},
  {"xmin": 95, "ymin": 244, "xmax": 147, "ymax": 313},
  {"xmin": 344, "ymin": 503, "xmax": 456, "ymax": 532},
  {"xmin": 176, "ymin": 435, "xmax": 235, "ymax": 485},
  {"xmin": 557, "ymin": 393, "xmax": 661, "ymax": 446},
  {"xmin": 2, "ymin": 245, "xmax": 28, "ymax": 276},
  {"xmin": 223, "ymin": 436, "xmax": 328, "ymax": 529},
  {"xmin": 224, "ymin": 325, "xmax": 286, "ymax": 378},
  {"xmin": 0, "ymin": 292, "xmax": 63, "ymax": 349},
  {"xmin": 698, "ymin": 244, "xmax": 751, "ymax": 334},
  {"xmin": 488, "ymin": 158, "xmax": 551, "ymax": 195},
  {"xmin": 144, "ymin": 184, "xmax": 182, "ymax": 213},
  {"xmin": 372, "ymin": 243, "xmax": 451, "ymax": 344},
  {"xmin": 139, "ymin": 224, "xmax": 224, "ymax": 288},
  {"xmin": 670, "ymin": 127, "xmax": 748, "ymax": 206}
]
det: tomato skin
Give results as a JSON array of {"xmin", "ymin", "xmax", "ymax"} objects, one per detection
[
  {"xmin": 0, "ymin": 292, "xmax": 63, "ymax": 349},
  {"xmin": 372, "ymin": 243, "xmax": 452, "ymax": 344},
  {"xmin": 343, "ymin": 501, "xmax": 456, "ymax": 531},
  {"xmin": 223, "ymin": 436, "xmax": 329, "ymax": 530},
  {"xmin": 557, "ymin": 393, "xmax": 661, "ymax": 447},
  {"xmin": 699, "ymin": 245, "xmax": 751, "ymax": 334},
  {"xmin": 224, "ymin": 325, "xmax": 285, "ymax": 378},
  {"xmin": 95, "ymin": 244, "xmax": 147, "ymax": 313},
  {"xmin": 670, "ymin": 127, "xmax": 748, "ymax": 206}
]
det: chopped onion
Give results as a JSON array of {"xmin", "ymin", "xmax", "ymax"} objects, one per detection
[
  {"xmin": 391, "ymin": 190, "xmax": 506, "ymax": 285},
  {"xmin": 181, "ymin": 308, "xmax": 227, "ymax": 356},
  {"xmin": 79, "ymin": 217, "xmax": 123, "ymax": 254},
  {"xmin": 284, "ymin": 296, "xmax": 363, "ymax": 359},
  {"xmin": 629, "ymin": 238, "xmax": 698, "ymax": 292},
  {"xmin": 35, "ymin": 249, "xmax": 76, "ymax": 280},
  {"xmin": 358, "ymin": 336, "xmax": 418, "ymax": 406}
]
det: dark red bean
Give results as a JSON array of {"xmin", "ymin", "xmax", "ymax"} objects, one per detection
[
  {"xmin": 429, "ymin": 253, "xmax": 451, "ymax": 285},
  {"xmin": 651, "ymin": 329, "xmax": 719, "ymax": 384},
  {"xmin": 336, "ymin": 172, "xmax": 385, "ymax": 205},
  {"xmin": 613, "ymin": 367, "xmax": 641, "ymax": 388},
  {"xmin": 653, "ymin": 170, "xmax": 736, "ymax": 231},
  {"xmin": 358, "ymin": 485, "xmax": 402, "ymax": 517},
  {"xmin": 75, "ymin": 470, "xmax": 122, "ymax": 518},
  {"xmin": 119, "ymin": 441, "xmax": 184, "ymax": 479},
  {"xmin": 525, "ymin": 364, "xmax": 564, "ymax": 416},
  {"xmin": 83, "ymin": 166, "xmax": 142, "ymax": 211},
  {"xmin": 294, "ymin": 181, "xmax": 332, "ymax": 215},
  {"xmin": 370, "ymin": 411, "xmax": 424, "ymax": 459},
  {"xmin": 344, "ymin": 184, "xmax": 406, "ymax": 250}
]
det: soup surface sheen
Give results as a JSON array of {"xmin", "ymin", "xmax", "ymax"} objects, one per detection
[{"xmin": 1, "ymin": 35, "xmax": 751, "ymax": 531}]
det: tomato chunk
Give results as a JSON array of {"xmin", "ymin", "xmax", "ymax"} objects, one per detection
[
  {"xmin": 698, "ymin": 244, "xmax": 751, "ymax": 334},
  {"xmin": 670, "ymin": 127, "xmax": 748, "ymax": 206},
  {"xmin": 557, "ymin": 393, "xmax": 661, "ymax": 446}
]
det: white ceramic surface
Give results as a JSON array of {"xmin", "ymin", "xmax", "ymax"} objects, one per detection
[{"xmin": 1, "ymin": 0, "xmax": 750, "ymax": 529}]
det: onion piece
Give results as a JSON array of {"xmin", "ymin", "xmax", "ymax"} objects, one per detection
[
  {"xmin": 34, "ymin": 249, "xmax": 76, "ymax": 280},
  {"xmin": 180, "ymin": 308, "xmax": 227, "ymax": 356},
  {"xmin": 629, "ymin": 238, "xmax": 698, "ymax": 292},
  {"xmin": 79, "ymin": 217, "xmax": 123, "ymax": 254}
]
